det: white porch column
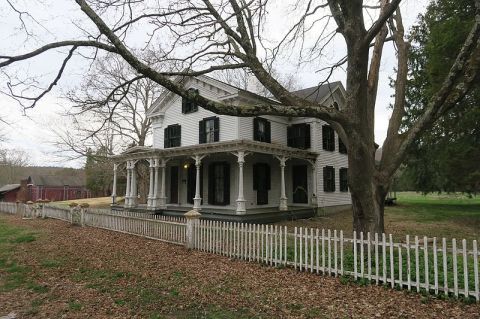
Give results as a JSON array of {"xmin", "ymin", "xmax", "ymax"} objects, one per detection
[
  {"xmin": 309, "ymin": 159, "xmax": 318, "ymax": 206},
  {"xmin": 157, "ymin": 159, "xmax": 168, "ymax": 209},
  {"xmin": 152, "ymin": 158, "xmax": 160, "ymax": 209},
  {"xmin": 111, "ymin": 163, "xmax": 118, "ymax": 205},
  {"xmin": 130, "ymin": 161, "xmax": 138, "ymax": 207},
  {"xmin": 147, "ymin": 158, "xmax": 155, "ymax": 209},
  {"xmin": 124, "ymin": 161, "xmax": 131, "ymax": 208},
  {"xmin": 192, "ymin": 155, "xmax": 205, "ymax": 210},
  {"xmin": 277, "ymin": 156, "xmax": 288, "ymax": 211},
  {"xmin": 235, "ymin": 151, "xmax": 247, "ymax": 215}
]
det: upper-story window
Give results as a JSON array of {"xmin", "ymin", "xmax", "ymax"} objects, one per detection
[
  {"xmin": 199, "ymin": 117, "xmax": 219, "ymax": 143},
  {"xmin": 253, "ymin": 117, "xmax": 271, "ymax": 143},
  {"xmin": 339, "ymin": 167, "xmax": 348, "ymax": 192},
  {"xmin": 323, "ymin": 166, "xmax": 335, "ymax": 192},
  {"xmin": 322, "ymin": 125, "xmax": 335, "ymax": 151},
  {"xmin": 182, "ymin": 88, "xmax": 199, "ymax": 114},
  {"xmin": 164, "ymin": 124, "xmax": 181, "ymax": 148},
  {"xmin": 338, "ymin": 138, "xmax": 347, "ymax": 154},
  {"xmin": 287, "ymin": 123, "xmax": 310, "ymax": 149}
]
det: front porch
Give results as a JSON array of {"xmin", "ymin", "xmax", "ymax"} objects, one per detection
[{"xmin": 111, "ymin": 139, "xmax": 319, "ymax": 221}]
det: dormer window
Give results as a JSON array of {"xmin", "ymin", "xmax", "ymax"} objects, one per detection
[
  {"xmin": 253, "ymin": 117, "xmax": 271, "ymax": 143},
  {"xmin": 199, "ymin": 117, "xmax": 219, "ymax": 143},
  {"xmin": 182, "ymin": 88, "xmax": 199, "ymax": 114}
]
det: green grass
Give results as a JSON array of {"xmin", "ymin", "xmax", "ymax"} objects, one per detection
[
  {"xmin": 278, "ymin": 192, "xmax": 480, "ymax": 241},
  {"xmin": 0, "ymin": 219, "xmax": 39, "ymax": 292}
]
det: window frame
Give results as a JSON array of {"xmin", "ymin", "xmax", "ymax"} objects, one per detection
[
  {"xmin": 253, "ymin": 117, "xmax": 271, "ymax": 143},
  {"xmin": 322, "ymin": 125, "xmax": 335, "ymax": 152},
  {"xmin": 339, "ymin": 167, "xmax": 348, "ymax": 192},
  {"xmin": 182, "ymin": 88, "xmax": 199, "ymax": 114},
  {"xmin": 199, "ymin": 116, "xmax": 219, "ymax": 144},
  {"xmin": 287, "ymin": 123, "xmax": 311, "ymax": 149},
  {"xmin": 323, "ymin": 166, "xmax": 335, "ymax": 192},
  {"xmin": 164, "ymin": 124, "xmax": 181, "ymax": 148}
]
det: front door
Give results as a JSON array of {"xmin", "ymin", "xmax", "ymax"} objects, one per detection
[
  {"xmin": 208, "ymin": 162, "xmax": 230, "ymax": 205},
  {"xmin": 170, "ymin": 166, "xmax": 179, "ymax": 204},
  {"xmin": 292, "ymin": 165, "xmax": 308, "ymax": 203},
  {"xmin": 253, "ymin": 163, "xmax": 270, "ymax": 205}
]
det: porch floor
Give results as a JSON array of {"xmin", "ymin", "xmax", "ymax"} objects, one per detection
[{"xmin": 111, "ymin": 204, "xmax": 317, "ymax": 223}]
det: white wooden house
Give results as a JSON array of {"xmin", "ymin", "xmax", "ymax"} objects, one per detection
[{"xmin": 111, "ymin": 75, "xmax": 351, "ymax": 222}]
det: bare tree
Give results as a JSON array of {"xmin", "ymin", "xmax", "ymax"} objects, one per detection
[
  {"xmin": 1, "ymin": 0, "xmax": 479, "ymax": 233},
  {"xmin": 0, "ymin": 148, "xmax": 29, "ymax": 185}
]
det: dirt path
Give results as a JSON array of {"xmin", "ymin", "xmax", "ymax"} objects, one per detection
[{"xmin": 0, "ymin": 214, "xmax": 479, "ymax": 318}]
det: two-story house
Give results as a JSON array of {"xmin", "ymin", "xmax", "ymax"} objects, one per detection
[{"xmin": 111, "ymin": 75, "xmax": 351, "ymax": 222}]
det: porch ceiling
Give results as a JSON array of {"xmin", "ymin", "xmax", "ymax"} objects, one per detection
[{"xmin": 112, "ymin": 139, "xmax": 318, "ymax": 162}]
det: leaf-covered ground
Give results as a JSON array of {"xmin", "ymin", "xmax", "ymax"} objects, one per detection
[{"xmin": 0, "ymin": 214, "xmax": 479, "ymax": 318}]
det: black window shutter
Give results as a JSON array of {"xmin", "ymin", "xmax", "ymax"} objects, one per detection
[
  {"xmin": 213, "ymin": 117, "xmax": 220, "ymax": 142},
  {"xmin": 223, "ymin": 162, "xmax": 230, "ymax": 205},
  {"xmin": 253, "ymin": 118, "xmax": 259, "ymax": 141},
  {"xmin": 193, "ymin": 89, "xmax": 199, "ymax": 112},
  {"xmin": 323, "ymin": 167, "xmax": 328, "ymax": 192},
  {"xmin": 253, "ymin": 164, "xmax": 258, "ymax": 190},
  {"xmin": 199, "ymin": 119, "xmax": 206, "ymax": 144},
  {"xmin": 322, "ymin": 126, "xmax": 328, "ymax": 150},
  {"xmin": 164, "ymin": 127, "xmax": 170, "ymax": 148},
  {"xmin": 331, "ymin": 167, "xmax": 336, "ymax": 192},
  {"xmin": 266, "ymin": 164, "xmax": 271, "ymax": 190},
  {"xmin": 287, "ymin": 126, "xmax": 293, "ymax": 147},
  {"xmin": 176, "ymin": 125, "xmax": 181, "ymax": 146},
  {"xmin": 265, "ymin": 120, "xmax": 271, "ymax": 143},
  {"xmin": 304, "ymin": 124, "xmax": 311, "ymax": 149},
  {"xmin": 182, "ymin": 97, "xmax": 187, "ymax": 113},
  {"xmin": 208, "ymin": 164, "xmax": 215, "ymax": 204}
]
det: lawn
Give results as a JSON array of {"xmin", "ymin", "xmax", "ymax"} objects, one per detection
[
  {"xmin": 277, "ymin": 192, "xmax": 480, "ymax": 241},
  {"xmin": 0, "ymin": 214, "xmax": 479, "ymax": 318},
  {"xmin": 53, "ymin": 197, "xmax": 124, "ymax": 209}
]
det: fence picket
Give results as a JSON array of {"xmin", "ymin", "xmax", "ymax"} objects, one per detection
[
  {"xmin": 406, "ymin": 235, "xmax": 411, "ymax": 291},
  {"xmin": 415, "ymin": 236, "xmax": 420, "ymax": 292},
  {"xmin": 433, "ymin": 237, "xmax": 438, "ymax": 295},
  {"xmin": 463, "ymin": 239, "xmax": 468, "ymax": 298},
  {"xmin": 424, "ymin": 236, "xmax": 429, "ymax": 293},
  {"xmin": 473, "ymin": 240, "xmax": 479, "ymax": 302},
  {"xmin": 443, "ymin": 237, "xmax": 448, "ymax": 296},
  {"xmin": 453, "ymin": 239, "xmax": 458, "ymax": 297}
]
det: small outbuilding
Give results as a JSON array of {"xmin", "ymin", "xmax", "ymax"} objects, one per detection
[{"xmin": 0, "ymin": 184, "xmax": 21, "ymax": 202}]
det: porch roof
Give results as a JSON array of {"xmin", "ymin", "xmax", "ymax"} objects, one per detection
[{"xmin": 112, "ymin": 139, "xmax": 318, "ymax": 162}]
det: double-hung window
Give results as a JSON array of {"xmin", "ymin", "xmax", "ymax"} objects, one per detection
[
  {"xmin": 199, "ymin": 117, "xmax": 219, "ymax": 143},
  {"xmin": 164, "ymin": 124, "xmax": 181, "ymax": 148}
]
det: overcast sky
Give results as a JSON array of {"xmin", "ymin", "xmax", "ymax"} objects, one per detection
[{"xmin": 0, "ymin": 0, "xmax": 429, "ymax": 168}]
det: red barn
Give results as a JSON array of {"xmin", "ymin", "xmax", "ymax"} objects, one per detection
[
  {"xmin": 17, "ymin": 175, "xmax": 91, "ymax": 202},
  {"xmin": 0, "ymin": 184, "xmax": 21, "ymax": 202}
]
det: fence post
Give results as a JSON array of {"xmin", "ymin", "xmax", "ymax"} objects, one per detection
[
  {"xmin": 80, "ymin": 203, "xmax": 89, "ymax": 226},
  {"xmin": 70, "ymin": 203, "xmax": 82, "ymax": 226},
  {"xmin": 25, "ymin": 201, "xmax": 34, "ymax": 219},
  {"xmin": 185, "ymin": 209, "xmax": 201, "ymax": 249}
]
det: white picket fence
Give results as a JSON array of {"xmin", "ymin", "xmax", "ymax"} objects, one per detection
[
  {"xmin": 192, "ymin": 220, "xmax": 479, "ymax": 301},
  {"xmin": 0, "ymin": 201, "xmax": 19, "ymax": 214},
  {"xmin": 0, "ymin": 202, "xmax": 478, "ymax": 301}
]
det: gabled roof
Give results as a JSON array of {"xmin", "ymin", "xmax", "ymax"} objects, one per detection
[
  {"xmin": 27, "ymin": 175, "xmax": 85, "ymax": 187},
  {"xmin": 0, "ymin": 184, "xmax": 20, "ymax": 193},
  {"xmin": 146, "ymin": 75, "xmax": 345, "ymax": 117},
  {"xmin": 291, "ymin": 81, "xmax": 344, "ymax": 104}
]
